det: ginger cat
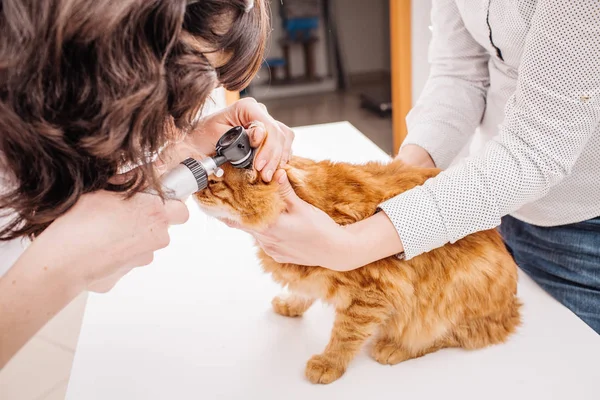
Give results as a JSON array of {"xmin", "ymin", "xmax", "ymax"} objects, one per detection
[{"xmin": 194, "ymin": 156, "xmax": 521, "ymax": 384}]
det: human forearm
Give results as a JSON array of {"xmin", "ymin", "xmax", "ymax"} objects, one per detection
[
  {"xmin": 401, "ymin": 0, "xmax": 490, "ymax": 169},
  {"xmin": 380, "ymin": 0, "xmax": 600, "ymax": 260},
  {"xmin": 395, "ymin": 144, "xmax": 436, "ymax": 168},
  {"xmin": 341, "ymin": 212, "xmax": 404, "ymax": 270},
  {"xmin": 0, "ymin": 185, "xmax": 191, "ymax": 367},
  {"xmin": 0, "ymin": 235, "xmax": 84, "ymax": 367}
]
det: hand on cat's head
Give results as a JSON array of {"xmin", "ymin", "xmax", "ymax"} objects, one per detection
[
  {"xmin": 227, "ymin": 169, "xmax": 353, "ymax": 268},
  {"xmin": 194, "ymin": 159, "xmax": 357, "ymax": 269},
  {"xmin": 194, "ymin": 163, "xmax": 295, "ymax": 229},
  {"xmin": 273, "ymin": 169, "xmax": 298, "ymax": 204},
  {"xmin": 206, "ymin": 169, "xmax": 297, "ymax": 230}
]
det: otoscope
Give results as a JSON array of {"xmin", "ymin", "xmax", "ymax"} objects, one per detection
[{"xmin": 159, "ymin": 126, "xmax": 254, "ymax": 200}]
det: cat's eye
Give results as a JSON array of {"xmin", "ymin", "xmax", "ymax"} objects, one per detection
[{"xmin": 208, "ymin": 179, "xmax": 218, "ymax": 185}]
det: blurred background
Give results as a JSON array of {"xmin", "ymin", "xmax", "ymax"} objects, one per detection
[{"xmin": 230, "ymin": 0, "xmax": 433, "ymax": 155}]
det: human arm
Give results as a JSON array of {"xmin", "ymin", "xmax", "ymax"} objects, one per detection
[
  {"xmin": 227, "ymin": 0, "xmax": 486, "ymax": 267},
  {"xmin": 157, "ymin": 98, "xmax": 295, "ymax": 182},
  {"xmin": 0, "ymin": 232, "xmax": 85, "ymax": 367},
  {"xmin": 228, "ymin": 171, "xmax": 404, "ymax": 271},
  {"xmin": 399, "ymin": 0, "xmax": 490, "ymax": 169},
  {"xmin": 396, "ymin": 144, "xmax": 435, "ymax": 169},
  {"xmin": 379, "ymin": 0, "xmax": 600, "ymax": 259},
  {"xmin": 0, "ymin": 191, "xmax": 188, "ymax": 367},
  {"xmin": 242, "ymin": 0, "xmax": 600, "ymax": 269}
]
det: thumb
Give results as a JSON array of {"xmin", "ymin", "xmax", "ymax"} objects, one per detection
[
  {"xmin": 164, "ymin": 200, "xmax": 190, "ymax": 225},
  {"xmin": 247, "ymin": 121, "xmax": 266, "ymax": 147},
  {"xmin": 274, "ymin": 169, "xmax": 300, "ymax": 208}
]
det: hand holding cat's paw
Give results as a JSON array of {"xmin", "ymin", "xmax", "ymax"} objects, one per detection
[
  {"xmin": 371, "ymin": 339, "xmax": 410, "ymax": 365},
  {"xmin": 305, "ymin": 354, "xmax": 346, "ymax": 384}
]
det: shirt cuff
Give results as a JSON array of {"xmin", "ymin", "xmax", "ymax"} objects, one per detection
[{"xmin": 378, "ymin": 185, "xmax": 450, "ymax": 260}]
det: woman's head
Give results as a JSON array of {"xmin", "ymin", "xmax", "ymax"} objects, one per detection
[{"xmin": 0, "ymin": 0, "xmax": 269, "ymax": 240}]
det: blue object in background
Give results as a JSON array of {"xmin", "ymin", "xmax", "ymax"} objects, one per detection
[
  {"xmin": 263, "ymin": 58, "xmax": 286, "ymax": 68},
  {"xmin": 283, "ymin": 17, "xmax": 319, "ymax": 41}
]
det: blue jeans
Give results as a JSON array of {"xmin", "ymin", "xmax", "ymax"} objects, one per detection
[{"xmin": 499, "ymin": 215, "xmax": 600, "ymax": 334}]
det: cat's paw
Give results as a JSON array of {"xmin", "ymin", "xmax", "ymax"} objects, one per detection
[
  {"xmin": 371, "ymin": 340, "xmax": 410, "ymax": 365},
  {"xmin": 305, "ymin": 354, "xmax": 345, "ymax": 384},
  {"xmin": 271, "ymin": 296, "xmax": 305, "ymax": 317}
]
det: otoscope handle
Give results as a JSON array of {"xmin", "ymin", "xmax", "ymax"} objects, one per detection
[{"xmin": 159, "ymin": 156, "xmax": 227, "ymax": 200}]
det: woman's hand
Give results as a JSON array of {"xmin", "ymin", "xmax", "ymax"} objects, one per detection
[
  {"xmin": 237, "ymin": 171, "xmax": 356, "ymax": 270},
  {"xmin": 227, "ymin": 170, "xmax": 406, "ymax": 271},
  {"xmin": 41, "ymin": 190, "xmax": 189, "ymax": 292},
  {"xmin": 187, "ymin": 97, "xmax": 295, "ymax": 182},
  {"xmin": 0, "ymin": 190, "xmax": 188, "ymax": 366}
]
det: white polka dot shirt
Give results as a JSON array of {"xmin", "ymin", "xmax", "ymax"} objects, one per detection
[{"xmin": 379, "ymin": 0, "xmax": 600, "ymax": 259}]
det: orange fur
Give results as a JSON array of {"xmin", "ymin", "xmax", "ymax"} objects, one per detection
[{"xmin": 194, "ymin": 156, "xmax": 521, "ymax": 384}]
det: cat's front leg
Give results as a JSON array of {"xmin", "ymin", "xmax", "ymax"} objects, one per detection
[
  {"xmin": 305, "ymin": 303, "xmax": 388, "ymax": 384},
  {"xmin": 371, "ymin": 317, "xmax": 458, "ymax": 365},
  {"xmin": 271, "ymin": 294, "xmax": 314, "ymax": 317}
]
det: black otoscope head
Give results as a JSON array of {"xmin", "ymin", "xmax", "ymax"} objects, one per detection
[{"xmin": 215, "ymin": 126, "xmax": 254, "ymax": 169}]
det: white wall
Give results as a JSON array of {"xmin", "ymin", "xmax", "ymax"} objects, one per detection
[
  {"xmin": 411, "ymin": 0, "xmax": 432, "ymax": 105},
  {"xmin": 332, "ymin": 0, "xmax": 390, "ymax": 75}
]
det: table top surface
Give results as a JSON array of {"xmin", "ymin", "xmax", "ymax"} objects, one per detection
[{"xmin": 67, "ymin": 122, "xmax": 600, "ymax": 400}]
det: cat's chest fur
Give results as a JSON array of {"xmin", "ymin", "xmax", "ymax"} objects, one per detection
[{"xmin": 257, "ymin": 248, "xmax": 355, "ymax": 309}]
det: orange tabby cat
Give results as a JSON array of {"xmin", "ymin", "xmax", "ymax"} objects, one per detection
[{"xmin": 194, "ymin": 156, "xmax": 521, "ymax": 384}]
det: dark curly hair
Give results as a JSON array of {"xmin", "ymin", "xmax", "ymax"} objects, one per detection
[{"xmin": 0, "ymin": 0, "xmax": 269, "ymax": 240}]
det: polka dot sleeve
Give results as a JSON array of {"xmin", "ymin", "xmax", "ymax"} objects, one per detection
[
  {"xmin": 401, "ymin": 0, "xmax": 490, "ymax": 170},
  {"xmin": 380, "ymin": 0, "xmax": 600, "ymax": 260}
]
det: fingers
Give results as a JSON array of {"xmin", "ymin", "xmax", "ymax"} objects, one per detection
[
  {"xmin": 219, "ymin": 218, "xmax": 243, "ymax": 230},
  {"xmin": 249, "ymin": 114, "xmax": 283, "ymax": 182},
  {"xmin": 254, "ymin": 237, "xmax": 288, "ymax": 264},
  {"xmin": 217, "ymin": 217, "xmax": 260, "ymax": 237},
  {"xmin": 87, "ymin": 268, "xmax": 131, "ymax": 293},
  {"xmin": 278, "ymin": 121, "xmax": 295, "ymax": 166},
  {"xmin": 234, "ymin": 98, "xmax": 293, "ymax": 182},
  {"xmin": 260, "ymin": 139, "xmax": 283, "ymax": 183},
  {"xmin": 164, "ymin": 200, "xmax": 190, "ymax": 225},
  {"xmin": 128, "ymin": 252, "xmax": 155, "ymax": 267},
  {"xmin": 248, "ymin": 121, "xmax": 267, "ymax": 149},
  {"xmin": 274, "ymin": 170, "xmax": 300, "ymax": 209},
  {"xmin": 248, "ymin": 122, "xmax": 268, "ymax": 171},
  {"xmin": 88, "ymin": 250, "xmax": 154, "ymax": 293},
  {"xmin": 88, "ymin": 279, "xmax": 120, "ymax": 294}
]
